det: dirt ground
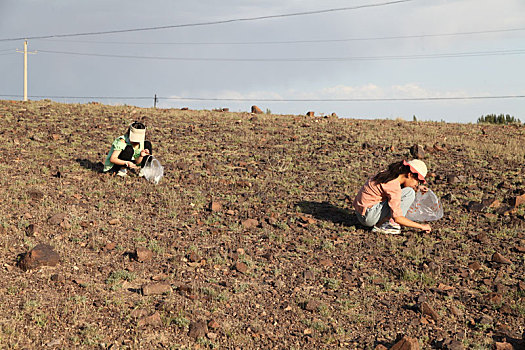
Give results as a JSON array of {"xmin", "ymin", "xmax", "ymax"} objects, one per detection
[{"xmin": 0, "ymin": 99, "xmax": 524, "ymax": 349}]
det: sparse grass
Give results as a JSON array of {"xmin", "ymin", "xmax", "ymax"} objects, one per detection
[{"xmin": 1, "ymin": 100, "xmax": 524, "ymax": 349}]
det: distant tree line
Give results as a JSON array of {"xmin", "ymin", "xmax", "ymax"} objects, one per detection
[{"xmin": 477, "ymin": 114, "xmax": 521, "ymax": 125}]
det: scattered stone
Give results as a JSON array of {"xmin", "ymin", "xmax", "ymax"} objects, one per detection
[
  {"xmin": 234, "ymin": 262, "xmax": 248, "ymax": 274},
  {"xmin": 189, "ymin": 320, "xmax": 208, "ymax": 339},
  {"xmin": 467, "ymin": 201, "xmax": 485, "ymax": 212},
  {"xmin": 25, "ymin": 224, "xmax": 38, "ymax": 237},
  {"xmin": 210, "ymin": 201, "xmax": 223, "ymax": 212},
  {"xmin": 482, "ymin": 198, "xmax": 502, "ymax": 209},
  {"xmin": 492, "ymin": 252, "xmax": 511, "ymax": 264},
  {"xmin": 241, "ymin": 218, "xmax": 259, "ymax": 229},
  {"xmin": 420, "ymin": 302, "xmax": 439, "ymax": 322},
  {"xmin": 208, "ymin": 319, "xmax": 220, "ymax": 330},
  {"xmin": 103, "ymin": 242, "xmax": 116, "ymax": 251},
  {"xmin": 304, "ymin": 270, "xmax": 315, "ymax": 280},
  {"xmin": 442, "ymin": 339, "xmax": 465, "ymax": 350},
  {"xmin": 410, "ymin": 144, "xmax": 425, "ymax": 159},
  {"xmin": 449, "ymin": 305, "xmax": 463, "ymax": 317},
  {"xmin": 151, "ymin": 273, "xmax": 168, "ymax": 281},
  {"xmin": 206, "ymin": 332, "xmax": 217, "ymax": 340},
  {"xmin": 468, "ymin": 261, "xmax": 482, "ymax": 271},
  {"xmin": 478, "ymin": 314, "xmax": 493, "ymax": 326},
  {"xmin": 137, "ymin": 311, "xmax": 162, "ymax": 327},
  {"xmin": 375, "ymin": 345, "xmax": 388, "ymax": 350},
  {"xmin": 318, "ymin": 259, "xmax": 334, "ymax": 267},
  {"xmin": 251, "ymin": 105, "xmax": 263, "ymax": 114},
  {"xmin": 18, "ymin": 244, "xmax": 60, "ymax": 271},
  {"xmin": 73, "ymin": 278, "xmax": 90, "ymax": 287},
  {"xmin": 48, "ymin": 213, "xmax": 67, "ymax": 225},
  {"xmin": 485, "ymin": 292, "xmax": 502, "ymax": 305},
  {"xmin": 447, "ymin": 175, "xmax": 465, "ymax": 185},
  {"xmin": 433, "ymin": 143, "xmax": 447, "ymax": 152},
  {"xmin": 142, "ymin": 283, "xmax": 172, "ymax": 296},
  {"xmin": 187, "ymin": 251, "xmax": 200, "ymax": 263},
  {"xmin": 510, "ymin": 193, "xmax": 525, "ymax": 208},
  {"xmin": 391, "ymin": 336, "xmax": 420, "ymax": 350},
  {"xmin": 135, "ymin": 247, "xmax": 153, "ymax": 262},
  {"xmin": 494, "ymin": 342, "xmax": 513, "ymax": 350},
  {"xmin": 108, "ymin": 218, "xmax": 120, "ymax": 225},
  {"xmin": 304, "ymin": 300, "xmax": 320, "ymax": 312},
  {"xmin": 130, "ymin": 308, "xmax": 149, "ymax": 318},
  {"xmin": 474, "ymin": 232, "xmax": 490, "ymax": 244},
  {"xmin": 306, "ymin": 111, "xmax": 315, "ymax": 117},
  {"xmin": 50, "ymin": 273, "xmax": 65, "ymax": 283}
]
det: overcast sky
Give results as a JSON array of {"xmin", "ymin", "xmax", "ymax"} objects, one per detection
[{"xmin": 1, "ymin": 0, "xmax": 524, "ymax": 122}]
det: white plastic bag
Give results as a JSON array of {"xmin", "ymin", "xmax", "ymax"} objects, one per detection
[
  {"xmin": 406, "ymin": 189, "xmax": 443, "ymax": 222},
  {"xmin": 142, "ymin": 156, "xmax": 164, "ymax": 184}
]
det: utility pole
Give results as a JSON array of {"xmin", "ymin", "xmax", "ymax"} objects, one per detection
[
  {"xmin": 16, "ymin": 40, "xmax": 37, "ymax": 102},
  {"xmin": 154, "ymin": 94, "xmax": 158, "ymax": 108}
]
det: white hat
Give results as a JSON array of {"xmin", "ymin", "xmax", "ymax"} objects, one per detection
[
  {"xmin": 403, "ymin": 159, "xmax": 428, "ymax": 183},
  {"xmin": 129, "ymin": 124, "xmax": 146, "ymax": 143}
]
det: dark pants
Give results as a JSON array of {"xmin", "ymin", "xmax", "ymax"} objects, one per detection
[{"xmin": 111, "ymin": 141, "xmax": 153, "ymax": 173}]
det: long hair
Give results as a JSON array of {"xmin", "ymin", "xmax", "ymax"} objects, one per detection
[{"xmin": 372, "ymin": 160, "xmax": 412, "ymax": 184}]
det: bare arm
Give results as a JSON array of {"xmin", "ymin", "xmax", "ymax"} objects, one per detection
[
  {"xmin": 393, "ymin": 215, "xmax": 431, "ymax": 232},
  {"xmin": 109, "ymin": 150, "xmax": 138, "ymax": 169}
]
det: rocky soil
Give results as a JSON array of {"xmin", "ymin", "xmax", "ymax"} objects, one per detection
[{"xmin": 0, "ymin": 99, "xmax": 524, "ymax": 349}]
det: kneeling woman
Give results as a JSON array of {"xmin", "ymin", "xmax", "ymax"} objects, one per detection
[
  {"xmin": 353, "ymin": 159, "xmax": 432, "ymax": 235},
  {"xmin": 103, "ymin": 122, "xmax": 152, "ymax": 177}
]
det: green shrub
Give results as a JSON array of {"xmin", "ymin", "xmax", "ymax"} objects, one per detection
[{"xmin": 477, "ymin": 114, "xmax": 521, "ymax": 125}]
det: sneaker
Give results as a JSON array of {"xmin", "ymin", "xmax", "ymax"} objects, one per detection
[
  {"xmin": 117, "ymin": 168, "xmax": 128, "ymax": 177},
  {"xmin": 372, "ymin": 222, "xmax": 401, "ymax": 235}
]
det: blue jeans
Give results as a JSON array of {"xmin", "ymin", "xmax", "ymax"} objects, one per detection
[{"xmin": 356, "ymin": 187, "xmax": 415, "ymax": 227}]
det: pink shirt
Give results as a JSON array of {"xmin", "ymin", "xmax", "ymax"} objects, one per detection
[{"xmin": 353, "ymin": 177, "xmax": 403, "ymax": 218}]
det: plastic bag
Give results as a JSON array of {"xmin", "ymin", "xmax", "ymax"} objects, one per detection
[
  {"xmin": 142, "ymin": 156, "xmax": 164, "ymax": 184},
  {"xmin": 406, "ymin": 189, "xmax": 443, "ymax": 222}
]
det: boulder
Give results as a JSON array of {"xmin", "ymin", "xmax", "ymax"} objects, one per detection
[
  {"xmin": 18, "ymin": 244, "xmax": 60, "ymax": 271},
  {"xmin": 251, "ymin": 105, "xmax": 263, "ymax": 114}
]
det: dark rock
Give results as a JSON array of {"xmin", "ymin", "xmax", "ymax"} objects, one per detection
[
  {"xmin": 410, "ymin": 144, "xmax": 425, "ymax": 159},
  {"xmin": 135, "ymin": 247, "xmax": 153, "ymax": 262},
  {"xmin": 48, "ymin": 213, "xmax": 67, "ymax": 225},
  {"xmin": 18, "ymin": 244, "xmax": 60, "ymax": 271},
  {"xmin": 467, "ymin": 201, "xmax": 485, "ymax": 212},
  {"xmin": 304, "ymin": 300, "xmax": 320, "ymax": 312},
  {"xmin": 420, "ymin": 302, "xmax": 439, "ymax": 322},
  {"xmin": 391, "ymin": 336, "xmax": 420, "ymax": 350},
  {"xmin": 474, "ymin": 233, "xmax": 490, "ymax": 244},
  {"xmin": 509, "ymin": 193, "xmax": 525, "ymax": 207},
  {"xmin": 137, "ymin": 311, "xmax": 162, "ymax": 327},
  {"xmin": 235, "ymin": 262, "xmax": 248, "ymax": 274},
  {"xmin": 25, "ymin": 224, "xmax": 37, "ymax": 237},
  {"xmin": 492, "ymin": 252, "xmax": 511, "ymax": 264},
  {"xmin": 189, "ymin": 320, "xmax": 208, "ymax": 339},
  {"xmin": 468, "ymin": 261, "xmax": 482, "ymax": 271},
  {"xmin": 187, "ymin": 251, "xmax": 200, "ymax": 262},
  {"xmin": 303, "ymin": 270, "xmax": 315, "ymax": 280}
]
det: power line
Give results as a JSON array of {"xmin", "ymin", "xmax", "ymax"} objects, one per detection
[
  {"xmin": 2, "ymin": 94, "xmax": 525, "ymax": 102},
  {"xmin": 0, "ymin": 0, "xmax": 416, "ymax": 42},
  {"xmin": 35, "ymin": 26, "xmax": 525, "ymax": 46},
  {"xmin": 36, "ymin": 48, "xmax": 525, "ymax": 62}
]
